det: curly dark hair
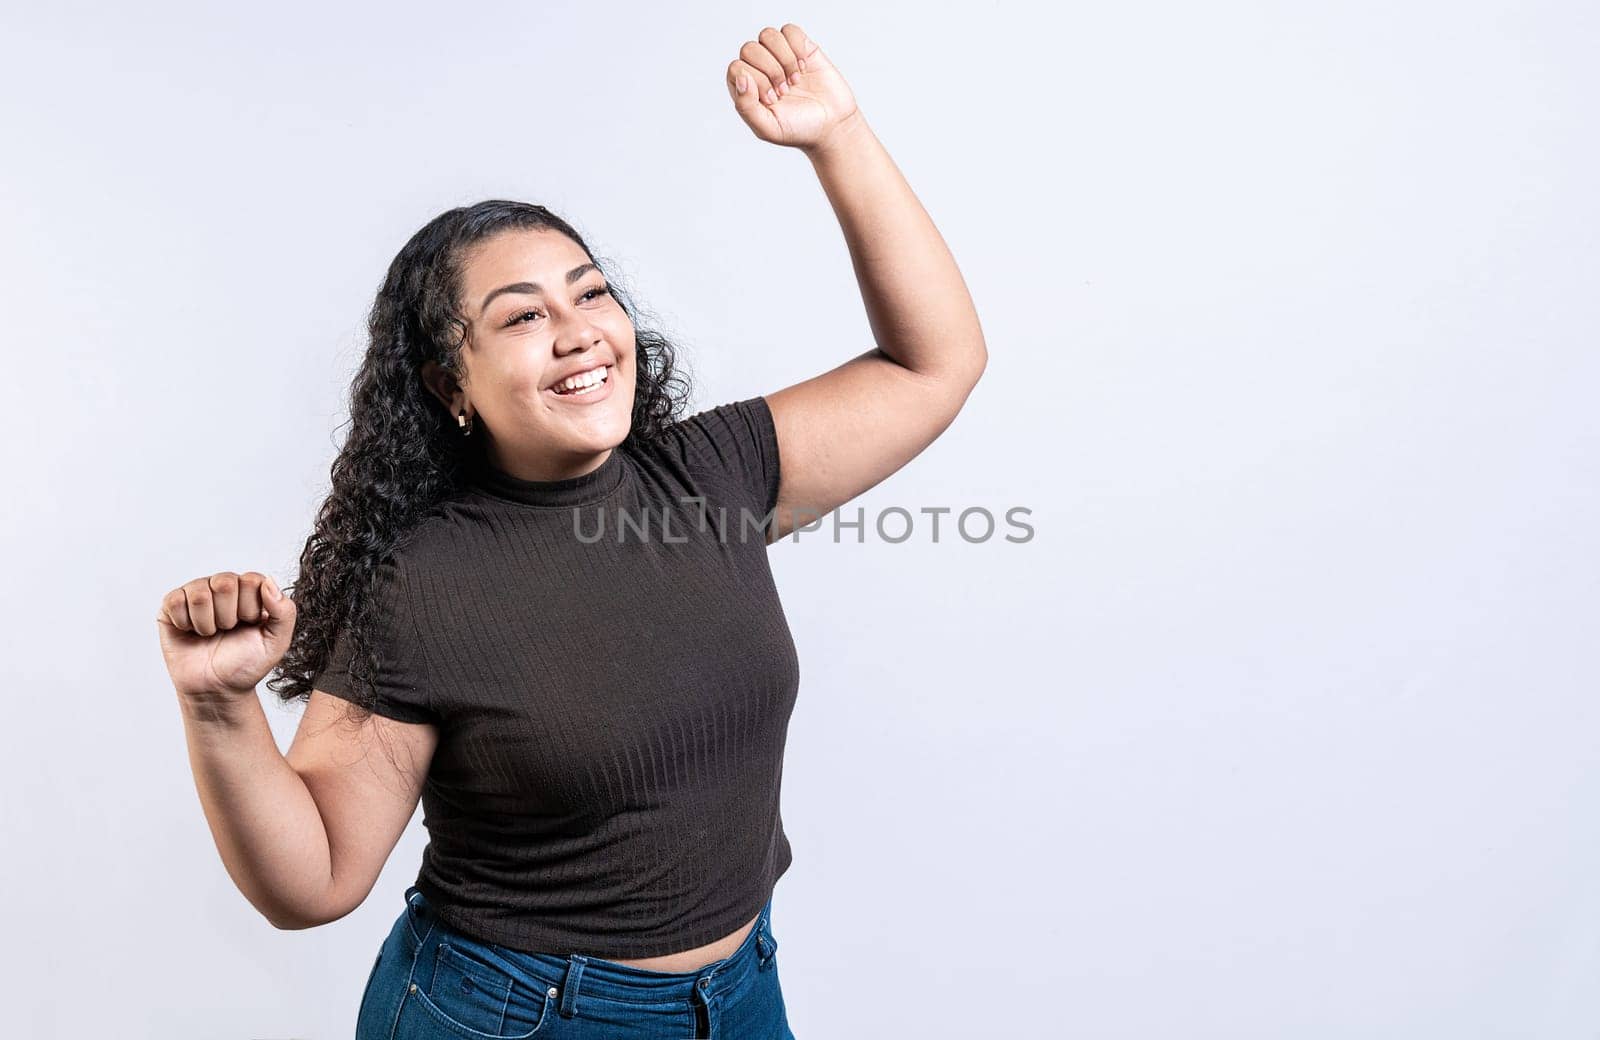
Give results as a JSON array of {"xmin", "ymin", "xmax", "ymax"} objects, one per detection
[{"xmin": 266, "ymin": 199, "xmax": 693, "ymax": 724}]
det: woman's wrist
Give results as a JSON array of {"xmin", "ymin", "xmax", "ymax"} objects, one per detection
[{"xmin": 803, "ymin": 109, "xmax": 873, "ymax": 166}]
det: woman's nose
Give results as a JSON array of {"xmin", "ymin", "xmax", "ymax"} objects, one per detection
[
  {"xmin": 551, "ymin": 308, "xmax": 603, "ymax": 351},
  {"xmin": 554, "ymin": 329, "xmax": 604, "ymax": 358}
]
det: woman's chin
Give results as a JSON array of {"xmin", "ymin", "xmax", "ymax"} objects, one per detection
[{"xmin": 557, "ymin": 407, "xmax": 633, "ymax": 451}]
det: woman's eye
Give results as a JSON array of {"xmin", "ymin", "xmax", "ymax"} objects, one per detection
[{"xmin": 503, "ymin": 286, "xmax": 608, "ymax": 327}]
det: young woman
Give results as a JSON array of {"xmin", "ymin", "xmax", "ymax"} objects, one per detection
[{"xmin": 158, "ymin": 23, "xmax": 985, "ymax": 1040}]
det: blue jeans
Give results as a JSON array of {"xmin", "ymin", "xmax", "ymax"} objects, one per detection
[{"xmin": 355, "ymin": 885, "xmax": 796, "ymax": 1039}]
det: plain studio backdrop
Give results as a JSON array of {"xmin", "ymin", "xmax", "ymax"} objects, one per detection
[{"xmin": 2, "ymin": 1, "xmax": 1595, "ymax": 1037}]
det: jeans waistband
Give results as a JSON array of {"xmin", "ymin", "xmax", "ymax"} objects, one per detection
[{"xmin": 401, "ymin": 884, "xmax": 773, "ymax": 1013}]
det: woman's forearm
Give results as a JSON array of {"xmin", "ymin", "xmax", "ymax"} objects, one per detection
[
  {"xmin": 805, "ymin": 112, "xmax": 987, "ymax": 383},
  {"xmin": 177, "ymin": 691, "xmax": 337, "ymax": 929}
]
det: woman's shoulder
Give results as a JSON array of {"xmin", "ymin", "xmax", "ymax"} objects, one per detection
[
  {"xmin": 390, "ymin": 506, "xmax": 466, "ymax": 566},
  {"xmin": 631, "ymin": 397, "xmax": 780, "ymax": 517}
]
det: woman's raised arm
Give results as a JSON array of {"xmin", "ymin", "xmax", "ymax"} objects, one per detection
[{"xmin": 725, "ymin": 24, "xmax": 988, "ymax": 541}]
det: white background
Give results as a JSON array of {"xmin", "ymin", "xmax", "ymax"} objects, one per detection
[{"xmin": 3, "ymin": 1, "xmax": 1596, "ymax": 1037}]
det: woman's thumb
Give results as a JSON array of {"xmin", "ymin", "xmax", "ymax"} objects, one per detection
[{"xmin": 260, "ymin": 577, "xmax": 296, "ymax": 644}]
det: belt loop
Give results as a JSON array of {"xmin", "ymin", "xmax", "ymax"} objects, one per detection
[
  {"xmin": 405, "ymin": 887, "xmax": 433, "ymax": 946},
  {"xmin": 559, "ymin": 955, "xmax": 587, "ymax": 1017}
]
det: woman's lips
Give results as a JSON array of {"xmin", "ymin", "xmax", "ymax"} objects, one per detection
[{"xmin": 546, "ymin": 364, "xmax": 614, "ymax": 404}]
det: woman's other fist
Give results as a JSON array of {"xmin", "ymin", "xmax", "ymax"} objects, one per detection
[{"xmin": 156, "ymin": 571, "xmax": 296, "ymax": 701}]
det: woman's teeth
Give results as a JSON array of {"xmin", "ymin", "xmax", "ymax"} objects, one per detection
[{"xmin": 553, "ymin": 366, "xmax": 609, "ymax": 395}]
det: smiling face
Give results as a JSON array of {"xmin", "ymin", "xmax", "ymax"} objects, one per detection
[{"xmin": 427, "ymin": 228, "xmax": 637, "ymax": 481}]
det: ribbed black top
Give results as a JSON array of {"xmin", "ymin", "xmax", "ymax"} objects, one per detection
[
  {"xmin": 463, "ymin": 441, "xmax": 629, "ymax": 507},
  {"xmin": 311, "ymin": 397, "xmax": 798, "ymax": 957}
]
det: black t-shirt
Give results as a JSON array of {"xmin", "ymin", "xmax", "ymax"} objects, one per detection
[{"xmin": 311, "ymin": 396, "xmax": 799, "ymax": 958}]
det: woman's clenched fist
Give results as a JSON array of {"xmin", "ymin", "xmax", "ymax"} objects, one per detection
[
  {"xmin": 156, "ymin": 571, "xmax": 297, "ymax": 700},
  {"xmin": 724, "ymin": 23, "xmax": 861, "ymax": 153}
]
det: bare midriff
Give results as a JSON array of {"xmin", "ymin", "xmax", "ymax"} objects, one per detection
[{"xmin": 596, "ymin": 911, "xmax": 761, "ymax": 973}]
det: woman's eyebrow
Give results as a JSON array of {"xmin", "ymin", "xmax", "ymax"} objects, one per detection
[{"xmin": 479, "ymin": 263, "xmax": 601, "ymax": 314}]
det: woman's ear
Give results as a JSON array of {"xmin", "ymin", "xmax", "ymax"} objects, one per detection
[{"xmin": 419, "ymin": 359, "xmax": 464, "ymax": 414}]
